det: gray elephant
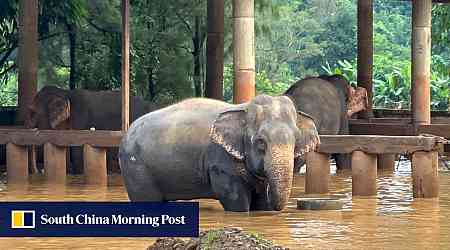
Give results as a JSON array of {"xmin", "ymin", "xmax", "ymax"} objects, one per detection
[
  {"xmin": 284, "ymin": 75, "xmax": 368, "ymax": 170},
  {"xmin": 119, "ymin": 95, "xmax": 319, "ymax": 212},
  {"xmin": 25, "ymin": 86, "xmax": 159, "ymax": 173}
]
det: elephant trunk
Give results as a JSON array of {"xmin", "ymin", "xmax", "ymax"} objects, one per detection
[{"xmin": 265, "ymin": 144, "xmax": 294, "ymax": 211}]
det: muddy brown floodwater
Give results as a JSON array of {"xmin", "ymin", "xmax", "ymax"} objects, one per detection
[{"xmin": 0, "ymin": 161, "xmax": 449, "ymax": 250}]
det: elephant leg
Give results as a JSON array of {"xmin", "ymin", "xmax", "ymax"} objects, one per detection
[
  {"xmin": 69, "ymin": 146, "xmax": 84, "ymax": 174},
  {"xmin": 107, "ymin": 148, "xmax": 121, "ymax": 174},
  {"xmin": 120, "ymin": 157, "xmax": 163, "ymax": 201},
  {"xmin": 335, "ymin": 153, "xmax": 351, "ymax": 170},
  {"xmin": 250, "ymin": 188, "xmax": 272, "ymax": 211},
  {"xmin": 209, "ymin": 166, "xmax": 251, "ymax": 212}
]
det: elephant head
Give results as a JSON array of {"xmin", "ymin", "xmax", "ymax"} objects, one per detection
[
  {"xmin": 25, "ymin": 86, "xmax": 71, "ymax": 129},
  {"xmin": 347, "ymin": 86, "xmax": 368, "ymax": 117},
  {"xmin": 319, "ymin": 74, "xmax": 368, "ymax": 117},
  {"xmin": 210, "ymin": 95, "xmax": 319, "ymax": 211}
]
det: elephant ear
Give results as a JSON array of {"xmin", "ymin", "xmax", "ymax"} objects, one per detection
[
  {"xmin": 210, "ymin": 107, "xmax": 247, "ymax": 160},
  {"xmin": 295, "ymin": 111, "xmax": 320, "ymax": 158},
  {"xmin": 47, "ymin": 94, "xmax": 71, "ymax": 129}
]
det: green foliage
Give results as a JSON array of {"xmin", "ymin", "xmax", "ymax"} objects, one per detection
[
  {"xmin": 0, "ymin": 73, "xmax": 17, "ymax": 106},
  {"xmin": 0, "ymin": 0, "xmax": 449, "ymax": 111}
]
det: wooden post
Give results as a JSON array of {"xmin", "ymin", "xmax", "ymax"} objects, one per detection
[
  {"xmin": 44, "ymin": 143, "xmax": 67, "ymax": 184},
  {"xmin": 17, "ymin": 0, "xmax": 38, "ymax": 124},
  {"xmin": 6, "ymin": 143, "xmax": 28, "ymax": 183},
  {"xmin": 83, "ymin": 145, "xmax": 107, "ymax": 185},
  {"xmin": 352, "ymin": 151, "xmax": 377, "ymax": 196},
  {"xmin": 121, "ymin": 0, "xmax": 130, "ymax": 131},
  {"xmin": 377, "ymin": 154, "xmax": 396, "ymax": 172},
  {"xmin": 205, "ymin": 0, "xmax": 225, "ymax": 100},
  {"xmin": 412, "ymin": 151, "xmax": 439, "ymax": 198},
  {"xmin": 357, "ymin": 0, "xmax": 374, "ymax": 119},
  {"xmin": 232, "ymin": 0, "xmax": 255, "ymax": 104},
  {"xmin": 411, "ymin": 0, "xmax": 432, "ymax": 131},
  {"xmin": 305, "ymin": 152, "xmax": 330, "ymax": 194}
]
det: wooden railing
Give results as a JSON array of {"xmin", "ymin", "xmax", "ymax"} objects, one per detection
[{"xmin": 0, "ymin": 129, "xmax": 446, "ymax": 200}]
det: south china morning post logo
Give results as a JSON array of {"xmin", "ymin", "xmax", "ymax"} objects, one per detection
[
  {"xmin": 0, "ymin": 202, "xmax": 199, "ymax": 237},
  {"xmin": 11, "ymin": 210, "xmax": 35, "ymax": 229}
]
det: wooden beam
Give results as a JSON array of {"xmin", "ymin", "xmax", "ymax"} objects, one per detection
[
  {"xmin": 17, "ymin": 0, "xmax": 38, "ymax": 124},
  {"xmin": 412, "ymin": 151, "xmax": 439, "ymax": 198},
  {"xmin": 205, "ymin": 0, "xmax": 225, "ymax": 100},
  {"xmin": 44, "ymin": 143, "xmax": 66, "ymax": 184},
  {"xmin": 0, "ymin": 129, "xmax": 123, "ymax": 147},
  {"xmin": 352, "ymin": 151, "xmax": 377, "ymax": 196},
  {"xmin": 83, "ymin": 145, "xmax": 107, "ymax": 185},
  {"xmin": 317, "ymin": 135, "xmax": 445, "ymax": 154},
  {"xmin": 350, "ymin": 122, "xmax": 450, "ymax": 139},
  {"xmin": 350, "ymin": 118, "xmax": 412, "ymax": 124},
  {"xmin": 350, "ymin": 123, "xmax": 415, "ymax": 136},
  {"xmin": 305, "ymin": 152, "xmax": 330, "ymax": 194},
  {"xmin": 411, "ymin": 0, "xmax": 432, "ymax": 129},
  {"xmin": 6, "ymin": 143, "xmax": 28, "ymax": 183},
  {"xmin": 232, "ymin": 0, "xmax": 255, "ymax": 104},
  {"xmin": 121, "ymin": 0, "xmax": 130, "ymax": 131},
  {"xmin": 357, "ymin": 0, "xmax": 374, "ymax": 119},
  {"xmin": 418, "ymin": 124, "xmax": 450, "ymax": 138}
]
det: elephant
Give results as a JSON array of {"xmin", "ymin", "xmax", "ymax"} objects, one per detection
[
  {"xmin": 284, "ymin": 74, "xmax": 368, "ymax": 170},
  {"xmin": 119, "ymin": 95, "xmax": 320, "ymax": 212},
  {"xmin": 25, "ymin": 86, "xmax": 160, "ymax": 173}
]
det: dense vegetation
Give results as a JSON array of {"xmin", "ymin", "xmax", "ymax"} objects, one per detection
[{"xmin": 0, "ymin": 0, "xmax": 449, "ymax": 109}]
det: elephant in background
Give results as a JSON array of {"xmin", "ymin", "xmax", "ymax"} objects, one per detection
[
  {"xmin": 25, "ymin": 86, "xmax": 160, "ymax": 173},
  {"xmin": 119, "ymin": 95, "xmax": 320, "ymax": 212},
  {"xmin": 284, "ymin": 75, "xmax": 368, "ymax": 170}
]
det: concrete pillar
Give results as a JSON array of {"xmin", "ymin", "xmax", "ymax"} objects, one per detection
[
  {"xmin": 83, "ymin": 145, "xmax": 107, "ymax": 185},
  {"xmin": 411, "ymin": 0, "xmax": 432, "ymax": 131},
  {"xmin": 305, "ymin": 152, "xmax": 330, "ymax": 194},
  {"xmin": 232, "ymin": 0, "xmax": 255, "ymax": 104},
  {"xmin": 352, "ymin": 151, "xmax": 377, "ymax": 196},
  {"xmin": 6, "ymin": 143, "xmax": 29, "ymax": 184},
  {"xmin": 357, "ymin": 0, "xmax": 374, "ymax": 119},
  {"xmin": 412, "ymin": 151, "xmax": 439, "ymax": 198},
  {"xmin": 44, "ymin": 143, "xmax": 67, "ymax": 184},
  {"xmin": 205, "ymin": 0, "xmax": 225, "ymax": 100}
]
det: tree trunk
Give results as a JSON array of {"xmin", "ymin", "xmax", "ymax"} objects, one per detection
[
  {"xmin": 17, "ymin": 0, "xmax": 38, "ymax": 124},
  {"xmin": 148, "ymin": 69, "xmax": 155, "ymax": 101},
  {"xmin": 205, "ymin": 0, "xmax": 224, "ymax": 100},
  {"xmin": 193, "ymin": 16, "xmax": 202, "ymax": 97},
  {"xmin": 66, "ymin": 22, "xmax": 77, "ymax": 90}
]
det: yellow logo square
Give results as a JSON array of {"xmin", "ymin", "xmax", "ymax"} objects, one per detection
[{"xmin": 11, "ymin": 210, "xmax": 35, "ymax": 229}]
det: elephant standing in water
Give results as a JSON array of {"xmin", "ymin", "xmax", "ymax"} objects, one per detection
[
  {"xmin": 25, "ymin": 86, "xmax": 159, "ymax": 173},
  {"xmin": 119, "ymin": 95, "xmax": 320, "ymax": 212},
  {"xmin": 284, "ymin": 75, "xmax": 368, "ymax": 170}
]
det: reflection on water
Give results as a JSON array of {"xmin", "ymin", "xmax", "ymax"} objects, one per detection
[{"xmin": 0, "ymin": 161, "xmax": 449, "ymax": 249}]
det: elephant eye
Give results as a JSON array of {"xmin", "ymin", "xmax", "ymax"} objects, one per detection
[{"xmin": 255, "ymin": 138, "xmax": 267, "ymax": 154}]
